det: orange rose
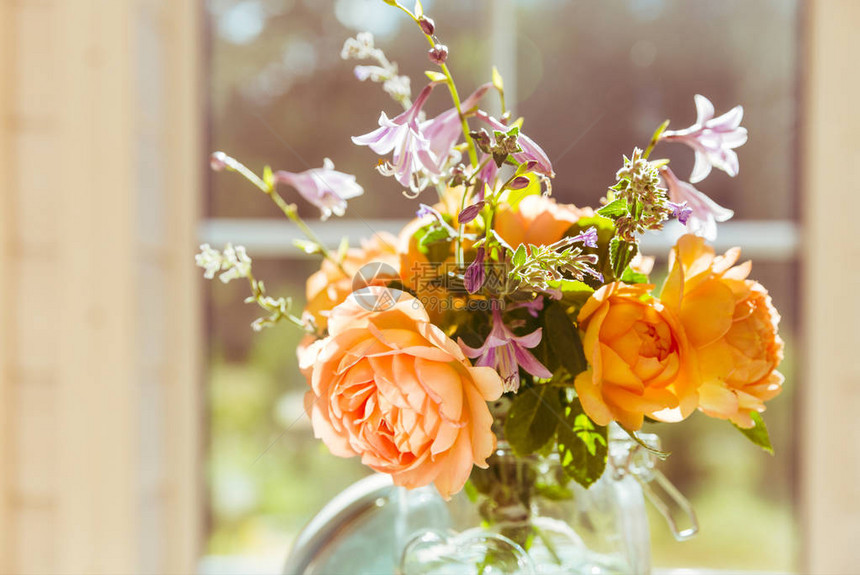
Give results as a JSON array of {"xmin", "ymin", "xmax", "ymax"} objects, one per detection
[
  {"xmin": 661, "ymin": 235, "xmax": 783, "ymax": 428},
  {"xmin": 305, "ymin": 232, "xmax": 399, "ymax": 332},
  {"xmin": 302, "ymin": 288, "xmax": 504, "ymax": 498},
  {"xmin": 494, "ymin": 195, "xmax": 590, "ymax": 248},
  {"xmin": 574, "ymin": 282, "xmax": 700, "ymax": 431}
]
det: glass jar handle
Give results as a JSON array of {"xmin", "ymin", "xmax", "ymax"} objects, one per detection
[
  {"xmin": 634, "ymin": 469, "xmax": 699, "ymax": 541},
  {"xmin": 611, "ymin": 426, "xmax": 699, "ymax": 542}
]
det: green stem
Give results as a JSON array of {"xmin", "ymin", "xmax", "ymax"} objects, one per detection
[
  {"xmin": 388, "ymin": 0, "xmax": 481, "ymax": 268},
  {"xmin": 392, "ymin": 0, "xmax": 479, "ymax": 168},
  {"xmin": 223, "ymin": 157, "xmax": 348, "ymax": 276},
  {"xmin": 245, "ymin": 272, "xmax": 305, "ymax": 329},
  {"xmin": 642, "ymin": 119, "xmax": 670, "ymax": 159},
  {"xmin": 438, "ymin": 62, "xmax": 480, "ymax": 168}
]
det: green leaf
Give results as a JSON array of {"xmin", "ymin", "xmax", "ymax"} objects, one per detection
[
  {"xmin": 492, "ymin": 66, "xmax": 504, "ymax": 92},
  {"xmin": 596, "ymin": 198, "xmax": 628, "ymax": 218},
  {"xmin": 425, "ymin": 70, "xmax": 447, "ymax": 83},
  {"xmin": 557, "ymin": 397, "xmax": 608, "ymax": 488},
  {"xmin": 413, "ymin": 0, "xmax": 423, "ymax": 17},
  {"xmin": 544, "ymin": 300, "xmax": 588, "ymax": 377},
  {"xmin": 733, "ymin": 412, "xmax": 774, "ymax": 454},
  {"xmin": 512, "ymin": 244, "xmax": 527, "ymax": 267},
  {"xmin": 609, "ymin": 237, "xmax": 639, "ymax": 281},
  {"xmin": 418, "ymin": 227, "xmax": 450, "ymax": 249},
  {"xmin": 504, "ymin": 385, "xmax": 562, "ymax": 457},
  {"xmin": 546, "ymin": 279, "xmax": 594, "ymax": 308},
  {"xmin": 620, "ymin": 267, "xmax": 649, "ymax": 284}
]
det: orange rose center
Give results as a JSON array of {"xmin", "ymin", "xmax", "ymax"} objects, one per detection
[{"xmin": 633, "ymin": 320, "xmax": 673, "ymax": 361}]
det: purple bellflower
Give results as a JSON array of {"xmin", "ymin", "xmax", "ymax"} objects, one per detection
[
  {"xmin": 352, "ymin": 84, "xmax": 440, "ymax": 189},
  {"xmin": 661, "ymin": 94, "xmax": 748, "ymax": 184},
  {"xmin": 418, "ymin": 83, "xmax": 493, "ymax": 173},
  {"xmin": 661, "ymin": 166, "xmax": 733, "ymax": 241},
  {"xmin": 459, "ymin": 307, "xmax": 553, "ymax": 393},
  {"xmin": 274, "ymin": 159, "xmax": 363, "ymax": 220}
]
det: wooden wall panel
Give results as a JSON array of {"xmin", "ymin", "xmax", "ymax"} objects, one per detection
[
  {"xmin": 802, "ymin": 1, "xmax": 860, "ymax": 573},
  {"xmin": 0, "ymin": 0, "xmax": 202, "ymax": 573}
]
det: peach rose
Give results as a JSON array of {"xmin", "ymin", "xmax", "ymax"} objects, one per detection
[
  {"xmin": 494, "ymin": 195, "xmax": 590, "ymax": 248},
  {"xmin": 302, "ymin": 288, "xmax": 504, "ymax": 498},
  {"xmin": 305, "ymin": 232, "xmax": 399, "ymax": 332},
  {"xmin": 574, "ymin": 282, "xmax": 700, "ymax": 431},
  {"xmin": 661, "ymin": 235, "xmax": 783, "ymax": 428}
]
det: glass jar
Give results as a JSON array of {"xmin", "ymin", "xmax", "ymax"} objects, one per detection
[{"xmin": 396, "ymin": 426, "xmax": 697, "ymax": 575}]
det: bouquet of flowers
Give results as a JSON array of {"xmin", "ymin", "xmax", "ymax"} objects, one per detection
[{"xmin": 199, "ymin": 0, "xmax": 783, "ymax": 548}]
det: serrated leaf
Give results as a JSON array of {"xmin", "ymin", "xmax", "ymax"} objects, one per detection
[
  {"xmin": 733, "ymin": 412, "xmax": 774, "ymax": 454},
  {"xmin": 596, "ymin": 198, "xmax": 628, "ymax": 218},
  {"xmin": 425, "ymin": 70, "xmax": 447, "ymax": 83},
  {"xmin": 505, "ymin": 385, "xmax": 561, "ymax": 457},
  {"xmin": 512, "ymin": 244, "xmax": 527, "ymax": 267},
  {"xmin": 544, "ymin": 300, "xmax": 588, "ymax": 378},
  {"xmin": 609, "ymin": 237, "xmax": 639, "ymax": 281},
  {"xmin": 557, "ymin": 397, "xmax": 608, "ymax": 488},
  {"xmin": 492, "ymin": 66, "xmax": 504, "ymax": 92}
]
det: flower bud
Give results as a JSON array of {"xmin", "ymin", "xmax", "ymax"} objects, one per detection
[
  {"xmin": 509, "ymin": 176, "xmax": 530, "ymax": 190},
  {"xmin": 210, "ymin": 151, "xmax": 229, "ymax": 172},
  {"xmin": 418, "ymin": 16, "xmax": 435, "ymax": 35},
  {"xmin": 464, "ymin": 247, "xmax": 486, "ymax": 294},
  {"xmin": 428, "ymin": 44, "xmax": 448, "ymax": 65},
  {"xmin": 458, "ymin": 201, "xmax": 486, "ymax": 224}
]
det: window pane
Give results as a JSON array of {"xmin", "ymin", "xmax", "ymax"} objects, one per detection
[{"xmin": 206, "ymin": 0, "xmax": 800, "ymax": 571}]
